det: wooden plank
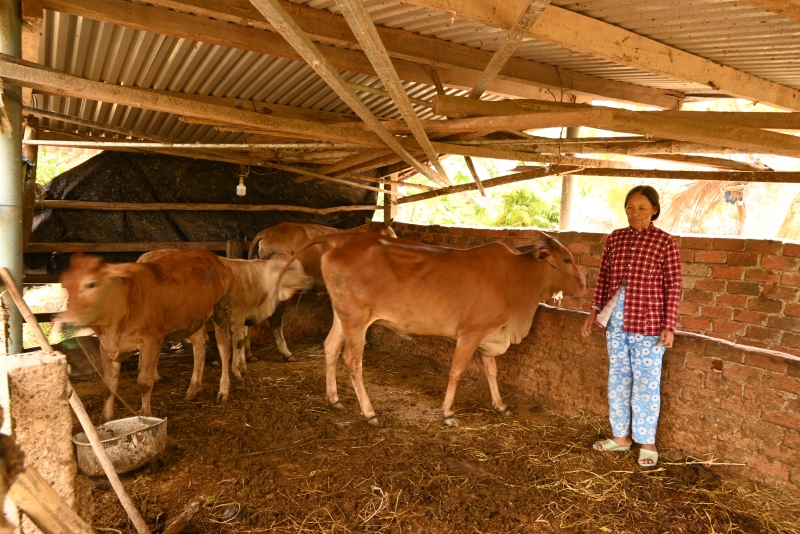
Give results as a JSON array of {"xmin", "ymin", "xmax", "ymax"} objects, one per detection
[
  {"xmin": 564, "ymin": 168, "xmax": 800, "ymax": 182},
  {"xmin": 28, "ymin": 242, "xmax": 232, "ymax": 253},
  {"xmin": 742, "ymin": 1, "xmax": 800, "ymax": 25},
  {"xmin": 248, "ymin": 0, "xmax": 447, "ymax": 186},
  {"xmin": 463, "ymin": 156, "xmax": 486, "ymax": 196},
  {"xmin": 398, "ymin": 165, "xmax": 580, "ymax": 204},
  {"xmin": 433, "ymin": 94, "xmax": 800, "ymax": 130},
  {"xmin": 8, "ymin": 466, "xmax": 94, "ymax": 534},
  {"xmin": 469, "ymin": 0, "xmax": 551, "ymax": 99},
  {"xmin": 21, "ymin": 0, "xmax": 42, "ymax": 107},
  {"xmin": 401, "ymin": 0, "xmax": 800, "ymax": 111},
  {"xmin": 35, "ymin": 200, "xmax": 382, "ymax": 213},
  {"xmin": 59, "ymin": 0, "xmax": 684, "ymax": 107},
  {"xmin": 333, "ymin": 0, "xmax": 450, "ymax": 183},
  {"xmin": 634, "ymin": 154, "xmax": 770, "ymax": 172},
  {"xmin": 0, "ymin": 54, "xmax": 381, "ymax": 147},
  {"xmin": 429, "ymin": 142, "xmax": 628, "ymax": 167},
  {"xmin": 24, "ymin": 106, "xmax": 172, "ymax": 141}
]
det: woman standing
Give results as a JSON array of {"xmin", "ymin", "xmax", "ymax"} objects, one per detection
[{"xmin": 581, "ymin": 185, "xmax": 682, "ymax": 467}]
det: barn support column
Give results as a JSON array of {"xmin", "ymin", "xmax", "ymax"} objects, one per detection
[
  {"xmin": 0, "ymin": 0, "xmax": 24, "ymax": 354},
  {"xmin": 383, "ymin": 174, "xmax": 398, "ymax": 222},
  {"xmin": 558, "ymin": 126, "xmax": 580, "ymax": 230}
]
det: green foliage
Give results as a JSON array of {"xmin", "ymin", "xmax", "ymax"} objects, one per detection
[
  {"xmin": 35, "ymin": 150, "xmax": 61, "ymax": 185},
  {"xmin": 493, "ymin": 187, "xmax": 559, "ymax": 228}
]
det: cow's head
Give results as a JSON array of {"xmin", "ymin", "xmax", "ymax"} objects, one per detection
[
  {"xmin": 364, "ymin": 217, "xmax": 397, "ymax": 238},
  {"xmin": 268, "ymin": 254, "xmax": 315, "ymax": 302},
  {"xmin": 516, "ymin": 233, "xmax": 587, "ymax": 297},
  {"xmin": 57, "ymin": 253, "xmax": 134, "ymax": 327}
]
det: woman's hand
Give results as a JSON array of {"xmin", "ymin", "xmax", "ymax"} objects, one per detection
[
  {"xmin": 582, "ymin": 310, "xmax": 598, "ymax": 338},
  {"xmin": 659, "ymin": 329, "xmax": 674, "ymax": 348}
]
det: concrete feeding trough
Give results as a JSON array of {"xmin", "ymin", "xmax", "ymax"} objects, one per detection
[{"xmin": 72, "ymin": 416, "xmax": 167, "ymax": 476}]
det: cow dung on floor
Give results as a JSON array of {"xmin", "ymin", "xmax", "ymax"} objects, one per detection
[{"xmin": 72, "ymin": 340, "xmax": 800, "ymax": 533}]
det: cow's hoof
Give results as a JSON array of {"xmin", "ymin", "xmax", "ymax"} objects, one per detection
[
  {"xmin": 331, "ymin": 401, "xmax": 345, "ymax": 410},
  {"xmin": 185, "ymin": 391, "xmax": 198, "ymax": 401},
  {"xmin": 365, "ymin": 415, "xmax": 381, "ymax": 428},
  {"xmin": 216, "ymin": 392, "xmax": 229, "ymax": 404},
  {"xmin": 497, "ymin": 407, "xmax": 513, "ymax": 417},
  {"xmin": 443, "ymin": 416, "xmax": 461, "ymax": 427},
  {"xmin": 232, "ymin": 372, "xmax": 243, "ymax": 381},
  {"xmin": 246, "ymin": 355, "xmax": 259, "ymax": 363},
  {"xmin": 282, "ymin": 354, "xmax": 297, "ymax": 363}
]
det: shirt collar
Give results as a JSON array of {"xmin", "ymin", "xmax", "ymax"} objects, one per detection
[{"xmin": 626, "ymin": 223, "xmax": 655, "ymax": 235}]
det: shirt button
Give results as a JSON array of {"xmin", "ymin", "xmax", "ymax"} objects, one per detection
[{"xmin": 628, "ymin": 264, "xmax": 632, "ymax": 267}]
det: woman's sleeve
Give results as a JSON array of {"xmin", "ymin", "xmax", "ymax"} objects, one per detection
[
  {"xmin": 591, "ymin": 235, "xmax": 613, "ymax": 310},
  {"xmin": 662, "ymin": 235, "xmax": 682, "ymax": 332}
]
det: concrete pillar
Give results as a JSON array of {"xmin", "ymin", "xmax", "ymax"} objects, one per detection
[
  {"xmin": 558, "ymin": 126, "xmax": 581, "ymax": 231},
  {"xmin": 0, "ymin": 0, "xmax": 24, "ymax": 354}
]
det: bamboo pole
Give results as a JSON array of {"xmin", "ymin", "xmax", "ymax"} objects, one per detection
[
  {"xmin": 34, "ymin": 201, "xmax": 382, "ymax": 213},
  {"xmin": 23, "ymin": 140, "xmax": 366, "ymax": 150},
  {"xmin": 8, "ymin": 467, "xmax": 94, "ymax": 534},
  {"xmin": 550, "ymin": 168, "xmax": 800, "ymax": 182},
  {"xmin": 0, "ymin": 267, "xmax": 150, "ymax": 534}
]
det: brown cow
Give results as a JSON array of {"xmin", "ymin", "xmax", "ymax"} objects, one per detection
[
  {"xmin": 248, "ymin": 218, "xmax": 396, "ymax": 361},
  {"xmin": 278, "ymin": 232, "xmax": 586, "ymax": 427},
  {"xmin": 58, "ymin": 250, "xmax": 233, "ymax": 422}
]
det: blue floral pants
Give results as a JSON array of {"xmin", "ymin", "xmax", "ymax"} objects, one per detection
[{"xmin": 605, "ymin": 284, "xmax": 666, "ymax": 444}]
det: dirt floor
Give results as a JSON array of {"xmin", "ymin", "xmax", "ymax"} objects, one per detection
[{"xmin": 72, "ymin": 338, "xmax": 800, "ymax": 534}]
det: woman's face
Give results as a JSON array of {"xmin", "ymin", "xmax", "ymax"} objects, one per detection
[{"xmin": 625, "ymin": 193, "xmax": 658, "ymax": 230}]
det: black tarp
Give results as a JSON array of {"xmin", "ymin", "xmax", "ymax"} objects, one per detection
[{"xmin": 27, "ymin": 152, "xmax": 378, "ymax": 272}]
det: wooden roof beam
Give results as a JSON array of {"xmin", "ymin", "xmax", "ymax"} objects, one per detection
[
  {"xmin": 743, "ymin": 1, "xmax": 800, "ymax": 25},
  {"xmin": 468, "ymin": 0, "xmax": 550, "ymax": 100},
  {"xmin": 247, "ymin": 0, "xmax": 448, "ymax": 186},
  {"xmin": 333, "ymin": 0, "xmax": 450, "ymax": 184},
  {"xmin": 402, "ymin": 0, "xmax": 800, "ymax": 111},
  {"xmin": 44, "ymin": 0, "xmax": 683, "ymax": 108}
]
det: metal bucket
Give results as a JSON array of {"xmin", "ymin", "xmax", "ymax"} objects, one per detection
[{"xmin": 72, "ymin": 416, "xmax": 167, "ymax": 476}]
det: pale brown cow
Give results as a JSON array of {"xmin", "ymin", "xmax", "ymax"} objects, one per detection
[
  {"xmin": 248, "ymin": 218, "xmax": 396, "ymax": 361},
  {"xmin": 277, "ymin": 232, "xmax": 586, "ymax": 427},
  {"xmin": 58, "ymin": 250, "xmax": 233, "ymax": 422}
]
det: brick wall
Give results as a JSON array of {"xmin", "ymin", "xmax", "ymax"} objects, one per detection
[
  {"xmin": 392, "ymin": 223, "xmax": 800, "ymax": 357},
  {"xmin": 368, "ymin": 306, "xmax": 800, "ymax": 490}
]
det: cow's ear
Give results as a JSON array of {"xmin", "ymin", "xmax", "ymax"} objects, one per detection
[
  {"xmin": 386, "ymin": 218, "xmax": 394, "ymax": 227},
  {"xmin": 533, "ymin": 248, "xmax": 550, "ymax": 261},
  {"xmin": 103, "ymin": 262, "xmax": 139, "ymax": 278},
  {"xmin": 515, "ymin": 244, "xmax": 537, "ymax": 254},
  {"xmin": 364, "ymin": 217, "xmax": 372, "ymax": 224}
]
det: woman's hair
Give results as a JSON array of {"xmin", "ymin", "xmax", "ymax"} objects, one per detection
[{"xmin": 624, "ymin": 185, "xmax": 660, "ymax": 221}]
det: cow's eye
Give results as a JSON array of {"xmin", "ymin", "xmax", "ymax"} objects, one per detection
[
  {"xmin": 84, "ymin": 281, "xmax": 96, "ymax": 290},
  {"xmin": 564, "ymin": 259, "xmax": 572, "ymax": 264}
]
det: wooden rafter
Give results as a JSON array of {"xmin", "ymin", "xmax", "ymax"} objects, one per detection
[
  {"xmin": 557, "ymin": 169, "xmax": 800, "ymax": 182},
  {"xmin": 247, "ymin": 0, "xmax": 447, "ymax": 186},
  {"xmin": 463, "ymin": 156, "xmax": 486, "ymax": 196},
  {"xmin": 402, "ymin": 0, "xmax": 800, "ymax": 111},
  {"xmin": 333, "ymin": 0, "xmax": 450, "ymax": 184},
  {"xmin": 44, "ymin": 0, "xmax": 682, "ymax": 108},
  {"xmin": 468, "ymin": 0, "xmax": 550, "ymax": 100},
  {"xmin": 743, "ymin": 1, "xmax": 800, "ymax": 24}
]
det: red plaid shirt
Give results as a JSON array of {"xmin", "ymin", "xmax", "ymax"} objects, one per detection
[{"xmin": 592, "ymin": 224, "xmax": 682, "ymax": 336}]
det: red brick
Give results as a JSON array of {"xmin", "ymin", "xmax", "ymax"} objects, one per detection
[
  {"xmin": 733, "ymin": 309, "xmax": 767, "ymax": 325},
  {"xmin": 695, "ymin": 278, "xmax": 726, "ymax": 292},
  {"xmin": 667, "ymin": 368, "xmax": 705, "ymax": 388},
  {"xmin": 568, "ymin": 242, "xmax": 589, "ymax": 254},
  {"xmin": 723, "ymin": 362, "xmax": 763, "ymax": 383},
  {"xmin": 784, "ymin": 304, "xmax": 800, "ymax": 318},
  {"xmin": 682, "ymin": 276, "xmax": 697, "ymax": 290},
  {"xmin": 762, "ymin": 255, "xmax": 799, "ymax": 271},
  {"xmin": 748, "ymin": 457, "xmax": 791, "ymax": 483},
  {"xmin": 784, "ymin": 333, "xmax": 800, "ymax": 349},
  {"xmin": 678, "ymin": 302, "xmax": 700, "ymax": 315},
  {"xmin": 706, "ymin": 332, "xmax": 735, "ymax": 342},
  {"xmin": 713, "ymin": 238, "xmax": 746, "ymax": 251},
  {"xmin": 716, "ymin": 294, "xmax": 748, "ymax": 308},
  {"xmin": 744, "ymin": 352, "xmax": 789, "ymax": 373},
  {"xmin": 681, "ymin": 236, "xmax": 713, "ymax": 249},
  {"xmin": 762, "ymin": 284, "xmax": 800, "ymax": 301},
  {"xmin": 747, "ymin": 297, "xmax": 783, "ymax": 313},
  {"xmin": 727, "ymin": 252, "xmax": 759, "ymax": 266},
  {"xmin": 680, "ymin": 249, "xmax": 694, "ymax": 262},
  {"xmin": 774, "ymin": 345, "xmax": 800, "ymax": 358},
  {"xmin": 767, "ymin": 315, "xmax": 800, "ymax": 332},
  {"xmin": 782, "ymin": 272, "xmax": 800, "ymax": 287},
  {"xmin": 721, "ymin": 396, "xmax": 761, "ymax": 417},
  {"xmin": 739, "ymin": 339, "xmax": 771, "ymax": 349},
  {"xmin": 683, "ymin": 289, "xmax": 714, "ymax": 305},
  {"xmin": 745, "ymin": 269, "xmax": 781, "ymax": 284},
  {"xmin": 705, "ymin": 341, "xmax": 745, "ymax": 363},
  {"xmin": 682, "ymin": 385, "xmax": 717, "ymax": 403},
  {"xmin": 712, "ymin": 320, "xmax": 746, "ymax": 335},
  {"xmin": 728, "ymin": 281, "xmax": 762, "ymax": 296},
  {"xmin": 449, "ymin": 227, "xmax": 463, "ymax": 236},
  {"xmin": 680, "ymin": 316, "xmax": 712, "ymax": 331},
  {"xmin": 682, "ymin": 263, "xmax": 712, "ymax": 277},
  {"xmin": 763, "ymin": 373, "xmax": 800, "ymax": 395},
  {"xmin": 783, "ymin": 243, "xmax": 800, "ymax": 257},
  {"xmin": 744, "ymin": 325, "xmax": 783, "ymax": 343},
  {"xmin": 701, "ymin": 305, "xmax": 733, "ymax": 319},
  {"xmin": 695, "ymin": 250, "xmax": 727, "ymax": 263},
  {"xmin": 578, "ymin": 254, "xmax": 601, "ymax": 267},
  {"xmin": 431, "ymin": 233, "xmax": 445, "ymax": 243},
  {"xmin": 762, "ymin": 410, "xmax": 800, "ymax": 432},
  {"xmin": 746, "ymin": 240, "xmax": 782, "ymax": 253},
  {"xmin": 712, "ymin": 266, "xmax": 743, "ymax": 280}
]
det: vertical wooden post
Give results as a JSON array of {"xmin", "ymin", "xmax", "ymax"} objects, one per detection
[
  {"xmin": 383, "ymin": 174, "xmax": 398, "ymax": 223},
  {"xmin": 22, "ymin": 116, "xmax": 36, "ymax": 252},
  {"xmin": 0, "ymin": 0, "xmax": 24, "ymax": 354},
  {"xmin": 21, "ymin": 0, "xmax": 42, "ymax": 107},
  {"xmin": 226, "ymin": 240, "xmax": 243, "ymax": 260},
  {"xmin": 559, "ymin": 126, "xmax": 581, "ymax": 231}
]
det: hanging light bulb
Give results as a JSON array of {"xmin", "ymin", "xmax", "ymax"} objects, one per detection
[{"xmin": 236, "ymin": 176, "xmax": 246, "ymax": 196}]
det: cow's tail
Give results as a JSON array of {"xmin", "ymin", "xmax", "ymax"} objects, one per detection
[
  {"xmin": 248, "ymin": 234, "xmax": 264, "ymax": 260},
  {"xmin": 272, "ymin": 233, "xmax": 349, "ymax": 302}
]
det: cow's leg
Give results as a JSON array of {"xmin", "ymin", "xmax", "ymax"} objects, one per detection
[
  {"xmin": 269, "ymin": 300, "xmax": 294, "ymax": 362},
  {"xmin": 324, "ymin": 312, "xmax": 345, "ymax": 409},
  {"xmin": 231, "ymin": 322, "xmax": 248, "ymax": 380},
  {"xmin": 137, "ymin": 340, "xmax": 161, "ymax": 418},
  {"xmin": 185, "ymin": 328, "xmax": 207, "ymax": 401},
  {"xmin": 138, "ymin": 352, "xmax": 161, "ymax": 382},
  {"xmin": 212, "ymin": 294, "xmax": 233, "ymax": 403},
  {"xmin": 244, "ymin": 326, "xmax": 256, "ymax": 363},
  {"xmin": 340, "ymin": 323, "xmax": 377, "ymax": 426},
  {"xmin": 442, "ymin": 336, "xmax": 482, "ymax": 427},
  {"xmin": 100, "ymin": 345, "xmax": 121, "ymax": 423},
  {"xmin": 479, "ymin": 355, "xmax": 510, "ymax": 416}
]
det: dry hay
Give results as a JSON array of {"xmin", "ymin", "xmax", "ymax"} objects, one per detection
[{"xmin": 73, "ymin": 342, "xmax": 800, "ymax": 534}]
